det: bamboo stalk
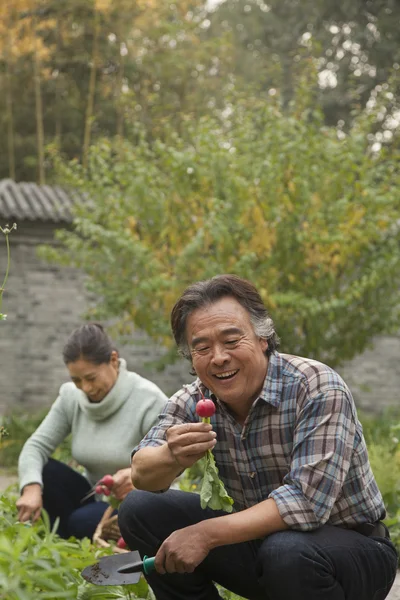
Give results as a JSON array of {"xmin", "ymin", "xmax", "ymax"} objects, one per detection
[
  {"xmin": 5, "ymin": 35, "xmax": 16, "ymax": 181},
  {"xmin": 116, "ymin": 50, "xmax": 125, "ymax": 141},
  {"xmin": 82, "ymin": 5, "xmax": 100, "ymax": 170},
  {"xmin": 33, "ymin": 15, "xmax": 45, "ymax": 184},
  {"xmin": 54, "ymin": 12, "xmax": 62, "ymax": 146}
]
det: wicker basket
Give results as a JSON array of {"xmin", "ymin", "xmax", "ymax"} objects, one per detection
[{"xmin": 92, "ymin": 506, "xmax": 128, "ymax": 553}]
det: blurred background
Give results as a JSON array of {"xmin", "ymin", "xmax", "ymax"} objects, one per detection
[{"xmin": 0, "ymin": 0, "xmax": 399, "ymax": 414}]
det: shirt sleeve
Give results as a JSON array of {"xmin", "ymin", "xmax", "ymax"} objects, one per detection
[
  {"xmin": 18, "ymin": 392, "xmax": 72, "ymax": 492},
  {"xmin": 269, "ymin": 387, "xmax": 356, "ymax": 531},
  {"xmin": 132, "ymin": 386, "xmax": 196, "ymax": 457}
]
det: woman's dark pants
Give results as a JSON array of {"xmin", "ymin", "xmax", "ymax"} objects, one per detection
[
  {"xmin": 118, "ymin": 488, "xmax": 398, "ymax": 600},
  {"xmin": 42, "ymin": 458, "xmax": 111, "ymax": 539}
]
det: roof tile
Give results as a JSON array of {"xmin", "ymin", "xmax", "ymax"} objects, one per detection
[{"xmin": 0, "ymin": 179, "xmax": 75, "ymax": 223}]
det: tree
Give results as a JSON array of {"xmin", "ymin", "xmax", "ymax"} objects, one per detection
[
  {"xmin": 0, "ymin": 0, "xmax": 234, "ymax": 182},
  {"xmin": 39, "ymin": 86, "xmax": 400, "ymax": 367},
  {"xmin": 207, "ymin": 0, "xmax": 400, "ymax": 126}
]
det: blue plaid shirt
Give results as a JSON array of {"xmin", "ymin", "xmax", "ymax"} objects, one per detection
[{"xmin": 134, "ymin": 352, "xmax": 385, "ymax": 531}]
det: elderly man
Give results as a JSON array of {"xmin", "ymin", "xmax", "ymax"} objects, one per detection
[{"xmin": 119, "ymin": 274, "xmax": 398, "ymax": 600}]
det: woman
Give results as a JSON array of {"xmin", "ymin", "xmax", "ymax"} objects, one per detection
[{"xmin": 16, "ymin": 323, "xmax": 168, "ymax": 539}]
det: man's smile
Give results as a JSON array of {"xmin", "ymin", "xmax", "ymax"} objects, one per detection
[{"xmin": 213, "ymin": 369, "xmax": 239, "ymax": 380}]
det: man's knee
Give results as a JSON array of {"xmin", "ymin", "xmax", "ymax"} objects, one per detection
[
  {"xmin": 119, "ymin": 489, "xmax": 171, "ymax": 552},
  {"xmin": 119, "ymin": 489, "xmax": 151, "ymax": 529},
  {"xmin": 257, "ymin": 530, "xmax": 328, "ymax": 583}
]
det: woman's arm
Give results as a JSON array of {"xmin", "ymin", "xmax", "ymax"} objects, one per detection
[{"xmin": 18, "ymin": 392, "xmax": 72, "ymax": 492}]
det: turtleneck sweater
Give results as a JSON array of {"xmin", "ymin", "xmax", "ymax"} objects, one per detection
[{"xmin": 18, "ymin": 359, "xmax": 168, "ymax": 491}]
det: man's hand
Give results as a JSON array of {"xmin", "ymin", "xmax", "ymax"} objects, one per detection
[
  {"xmin": 155, "ymin": 524, "xmax": 211, "ymax": 574},
  {"xmin": 111, "ymin": 468, "xmax": 134, "ymax": 501},
  {"xmin": 16, "ymin": 483, "xmax": 42, "ymax": 523},
  {"xmin": 166, "ymin": 422, "xmax": 217, "ymax": 469}
]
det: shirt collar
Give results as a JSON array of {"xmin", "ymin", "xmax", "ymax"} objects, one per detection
[{"xmin": 258, "ymin": 351, "xmax": 282, "ymax": 408}]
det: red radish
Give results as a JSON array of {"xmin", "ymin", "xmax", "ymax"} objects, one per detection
[
  {"xmin": 95, "ymin": 484, "xmax": 111, "ymax": 496},
  {"xmin": 100, "ymin": 474, "xmax": 114, "ymax": 488},
  {"xmin": 116, "ymin": 536, "xmax": 128, "ymax": 549},
  {"xmin": 196, "ymin": 398, "xmax": 216, "ymax": 418}
]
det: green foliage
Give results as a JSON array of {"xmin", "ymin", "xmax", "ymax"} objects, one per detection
[
  {"xmin": 208, "ymin": 0, "xmax": 400, "ymax": 126},
  {"xmin": 361, "ymin": 409, "xmax": 400, "ymax": 557},
  {"xmin": 0, "ymin": 491, "xmax": 151, "ymax": 599},
  {"xmin": 0, "ymin": 0, "xmax": 234, "ymax": 182},
  {"xmin": 0, "ymin": 410, "xmax": 72, "ymax": 468},
  {"xmin": 0, "ymin": 487, "xmax": 245, "ymax": 599},
  {"xmin": 39, "ymin": 89, "xmax": 400, "ymax": 367},
  {"xmin": 2, "ymin": 0, "xmax": 400, "ymax": 182},
  {"xmin": 198, "ymin": 452, "xmax": 234, "ymax": 513},
  {"xmin": 1, "ymin": 407, "xmax": 399, "ymax": 595}
]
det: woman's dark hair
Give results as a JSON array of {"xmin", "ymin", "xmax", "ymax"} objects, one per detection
[
  {"xmin": 171, "ymin": 274, "xmax": 280, "ymax": 361},
  {"xmin": 62, "ymin": 323, "xmax": 117, "ymax": 365}
]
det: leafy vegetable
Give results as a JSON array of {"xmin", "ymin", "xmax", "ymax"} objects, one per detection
[
  {"xmin": 196, "ymin": 395, "xmax": 234, "ymax": 513},
  {"xmin": 198, "ymin": 452, "xmax": 234, "ymax": 513}
]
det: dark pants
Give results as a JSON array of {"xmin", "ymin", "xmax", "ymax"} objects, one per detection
[
  {"xmin": 118, "ymin": 489, "xmax": 398, "ymax": 600},
  {"xmin": 42, "ymin": 458, "xmax": 112, "ymax": 539}
]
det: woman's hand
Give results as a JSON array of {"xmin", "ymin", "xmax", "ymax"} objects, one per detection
[
  {"xmin": 16, "ymin": 483, "xmax": 43, "ymax": 523},
  {"xmin": 111, "ymin": 468, "xmax": 134, "ymax": 501}
]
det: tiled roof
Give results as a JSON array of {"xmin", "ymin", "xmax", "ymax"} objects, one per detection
[{"xmin": 0, "ymin": 179, "xmax": 77, "ymax": 223}]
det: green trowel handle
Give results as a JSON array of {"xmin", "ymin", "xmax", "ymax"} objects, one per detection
[{"xmin": 143, "ymin": 555, "xmax": 156, "ymax": 574}]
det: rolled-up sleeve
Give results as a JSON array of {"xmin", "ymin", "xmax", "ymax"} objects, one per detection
[{"xmin": 269, "ymin": 387, "xmax": 356, "ymax": 530}]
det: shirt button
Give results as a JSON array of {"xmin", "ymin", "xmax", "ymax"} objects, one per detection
[{"xmin": 250, "ymin": 472, "xmax": 256, "ymax": 479}]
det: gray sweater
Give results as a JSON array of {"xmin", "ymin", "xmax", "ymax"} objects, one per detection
[{"xmin": 18, "ymin": 359, "xmax": 168, "ymax": 491}]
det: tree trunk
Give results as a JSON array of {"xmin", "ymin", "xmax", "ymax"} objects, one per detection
[
  {"xmin": 5, "ymin": 33, "xmax": 16, "ymax": 181},
  {"xmin": 116, "ymin": 51, "xmax": 125, "ymax": 141},
  {"xmin": 82, "ymin": 6, "xmax": 100, "ymax": 169},
  {"xmin": 33, "ymin": 16, "xmax": 45, "ymax": 184},
  {"xmin": 54, "ymin": 12, "xmax": 62, "ymax": 146}
]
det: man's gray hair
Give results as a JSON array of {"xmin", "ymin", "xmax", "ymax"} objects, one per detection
[{"xmin": 171, "ymin": 274, "xmax": 280, "ymax": 361}]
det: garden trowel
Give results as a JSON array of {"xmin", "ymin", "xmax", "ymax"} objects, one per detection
[{"xmin": 82, "ymin": 550, "xmax": 156, "ymax": 586}]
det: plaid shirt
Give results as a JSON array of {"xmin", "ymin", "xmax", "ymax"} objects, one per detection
[{"xmin": 134, "ymin": 352, "xmax": 385, "ymax": 531}]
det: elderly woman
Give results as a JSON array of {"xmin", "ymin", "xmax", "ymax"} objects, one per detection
[{"xmin": 16, "ymin": 323, "xmax": 167, "ymax": 539}]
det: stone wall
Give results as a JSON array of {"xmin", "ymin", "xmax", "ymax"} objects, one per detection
[
  {"xmin": 336, "ymin": 335, "xmax": 400, "ymax": 414},
  {"xmin": 0, "ymin": 221, "xmax": 398, "ymax": 416},
  {"xmin": 0, "ymin": 221, "xmax": 192, "ymax": 415}
]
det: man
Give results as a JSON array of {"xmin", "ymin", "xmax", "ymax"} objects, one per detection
[{"xmin": 119, "ymin": 274, "xmax": 398, "ymax": 600}]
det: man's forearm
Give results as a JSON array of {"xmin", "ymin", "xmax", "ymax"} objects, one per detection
[
  {"xmin": 131, "ymin": 445, "xmax": 183, "ymax": 491},
  {"xmin": 201, "ymin": 497, "xmax": 288, "ymax": 549}
]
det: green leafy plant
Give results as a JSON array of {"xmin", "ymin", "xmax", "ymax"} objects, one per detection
[
  {"xmin": 358, "ymin": 409, "xmax": 400, "ymax": 559},
  {"xmin": 0, "ymin": 223, "xmax": 16, "ymax": 321},
  {"xmin": 0, "ymin": 491, "xmax": 152, "ymax": 599},
  {"xmin": 39, "ymin": 87, "xmax": 400, "ymax": 369},
  {"xmin": 0, "ymin": 410, "xmax": 72, "ymax": 468},
  {"xmin": 195, "ymin": 396, "xmax": 234, "ymax": 513}
]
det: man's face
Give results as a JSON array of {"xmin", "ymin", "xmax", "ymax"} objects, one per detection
[{"xmin": 187, "ymin": 296, "xmax": 268, "ymax": 418}]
